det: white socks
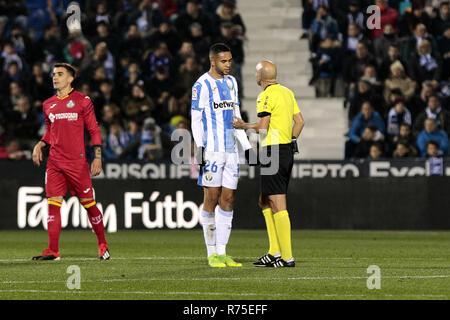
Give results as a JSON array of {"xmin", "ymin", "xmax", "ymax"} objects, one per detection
[
  {"xmin": 215, "ymin": 207, "xmax": 233, "ymax": 256},
  {"xmin": 201, "ymin": 207, "xmax": 234, "ymax": 257},
  {"xmin": 201, "ymin": 210, "xmax": 216, "ymax": 257}
]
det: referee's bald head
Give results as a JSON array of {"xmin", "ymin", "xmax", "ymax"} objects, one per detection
[{"xmin": 256, "ymin": 60, "xmax": 277, "ymax": 86}]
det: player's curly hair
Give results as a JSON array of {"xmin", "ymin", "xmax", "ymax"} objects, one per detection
[{"xmin": 53, "ymin": 62, "xmax": 77, "ymax": 78}]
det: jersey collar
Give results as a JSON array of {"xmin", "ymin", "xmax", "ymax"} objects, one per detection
[
  {"xmin": 264, "ymin": 83, "xmax": 278, "ymax": 91},
  {"xmin": 56, "ymin": 88, "xmax": 74, "ymax": 100}
]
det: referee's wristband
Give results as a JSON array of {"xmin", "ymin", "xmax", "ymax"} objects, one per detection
[{"xmin": 291, "ymin": 136, "xmax": 299, "ymax": 154}]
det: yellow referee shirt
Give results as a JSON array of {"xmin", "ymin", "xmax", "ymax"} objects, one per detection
[{"xmin": 256, "ymin": 84, "xmax": 301, "ymax": 147}]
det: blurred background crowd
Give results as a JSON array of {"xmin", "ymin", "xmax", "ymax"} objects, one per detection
[
  {"xmin": 0, "ymin": 0, "xmax": 246, "ymax": 161},
  {"xmin": 303, "ymin": 0, "xmax": 450, "ymax": 159},
  {"xmin": 2, "ymin": 0, "xmax": 450, "ymax": 162}
]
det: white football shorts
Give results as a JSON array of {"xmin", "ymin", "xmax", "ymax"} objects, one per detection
[{"xmin": 197, "ymin": 151, "xmax": 240, "ymax": 190}]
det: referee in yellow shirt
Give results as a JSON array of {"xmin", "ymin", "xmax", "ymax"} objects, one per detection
[{"xmin": 232, "ymin": 60, "xmax": 305, "ymax": 267}]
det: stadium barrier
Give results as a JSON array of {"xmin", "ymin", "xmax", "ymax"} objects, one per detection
[{"xmin": 1, "ymin": 159, "xmax": 449, "ymax": 231}]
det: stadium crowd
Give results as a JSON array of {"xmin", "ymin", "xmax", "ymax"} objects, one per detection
[
  {"xmin": 0, "ymin": 0, "xmax": 246, "ymax": 161},
  {"xmin": 303, "ymin": 0, "xmax": 450, "ymax": 159}
]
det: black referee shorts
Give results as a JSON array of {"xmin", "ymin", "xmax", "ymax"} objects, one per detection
[{"xmin": 260, "ymin": 143, "xmax": 294, "ymax": 195}]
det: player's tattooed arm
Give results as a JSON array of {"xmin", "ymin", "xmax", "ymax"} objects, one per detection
[
  {"xmin": 94, "ymin": 145, "xmax": 102, "ymax": 159},
  {"xmin": 91, "ymin": 145, "xmax": 102, "ymax": 176}
]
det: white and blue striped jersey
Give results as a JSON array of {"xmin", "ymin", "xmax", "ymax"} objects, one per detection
[{"xmin": 191, "ymin": 72, "xmax": 251, "ymax": 153}]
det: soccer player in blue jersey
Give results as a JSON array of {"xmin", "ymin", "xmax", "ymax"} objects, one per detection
[{"xmin": 191, "ymin": 43, "xmax": 251, "ymax": 267}]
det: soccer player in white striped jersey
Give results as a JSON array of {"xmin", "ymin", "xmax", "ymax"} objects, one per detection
[{"xmin": 191, "ymin": 43, "xmax": 251, "ymax": 267}]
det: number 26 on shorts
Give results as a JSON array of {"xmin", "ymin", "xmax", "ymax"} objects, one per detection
[{"xmin": 204, "ymin": 160, "xmax": 218, "ymax": 173}]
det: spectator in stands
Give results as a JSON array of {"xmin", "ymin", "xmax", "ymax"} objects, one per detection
[
  {"xmin": 118, "ymin": 62, "xmax": 146, "ymax": 98},
  {"xmin": 341, "ymin": 0, "xmax": 366, "ymax": 37},
  {"xmin": 301, "ymin": 0, "xmax": 316, "ymax": 39},
  {"xmin": 157, "ymin": 0, "xmax": 179, "ymax": 20},
  {"xmin": 343, "ymin": 41, "xmax": 377, "ymax": 97},
  {"xmin": 399, "ymin": 2, "xmax": 432, "ymax": 37},
  {"xmin": 118, "ymin": 23, "xmax": 144, "ymax": 63},
  {"xmin": 417, "ymin": 118, "xmax": 449, "ymax": 156},
  {"xmin": 118, "ymin": 119, "xmax": 142, "ymax": 160},
  {"xmin": 343, "ymin": 23, "xmax": 367, "ymax": 56},
  {"xmin": 369, "ymin": 142, "xmax": 384, "ymax": 159},
  {"xmin": 37, "ymin": 23, "xmax": 63, "ymax": 63},
  {"xmin": 175, "ymin": 0, "xmax": 212, "ymax": 39},
  {"xmin": 361, "ymin": 66, "xmax": 383, "ymax": 95},
  {"xmin": 309, "ymin": 5, "xmax": 339, "ymax": 52},
  {"xmin": 7, "ymin": 81, "xmax": 25, "ymax": 110},
  {"xmin": 81, "ymin": 42, "xmax": 115, "ymax": 80},
  {"xmin": 138, "ymin": 117, "xmax": 163, "ymax": 160},
  {"xmin": 128, "ymin": 0, "xmax": 165, "ymax": 37},
  {"xmin": 393, "ymin": 140, "xmax": 416, "ymax": 158},
  {"xmin": 148, "ymin": 65, "xmax": 173, "ymax": 101},
  {"xmin": 409, "ymin": 80, "xmax": 436, "ymax": 119},
  {"xmin": 91, "ymin": 21, "xmax": 120, "ymax": 56},
  {"xmin": 0, "ymin": 62, "xmax": 28, "ymax": 100},
  {"xmin": 29, "ymin": 62, "xmax": 53, "ymax": 108},
  {"xmin": 9, "ymin": 23, "xmax": 34, "ymax": 64},
  {"xmin": 378, "ymin": 44, "xmax": 405, "ymax": 81},
  {"xmin": 437, "ymin": 24, "xmax": 450, "ymax": 81},
  {"xmin": 402, "ymin": 23, "xmax": 439, "ymax": 62},
  {"xmin": 348, "ymin": 78, "xmax": 385, "ymax": 121},
  {"xmin": 176, "ymin": 56, "xmax": 202, "ymax": 92},
  {"xmin": 93, "ymin": 80, "xmax": 121, "ymax": 119},
  {"xmin": 387, "ymin": 100, "xmax": 412, "ymax": 137},
  {"xmin": 216, "ymin": 22, "xmax": 244, "ymax": 89},
  {"xmin": 1, "ymin": 41, "xmax": 23, "ymax": 72},
  {"xmin": 346, "ymin": 101, "xmax": 386, "ymax": 158},
  {"xmin": 175, "ymin": 41, "xmax": 195, "ymax": 67},
  {"xmin": 373, "ymin": 24, "xmax": 399, "ymax": 65},
  {"xmin": 353, "ymin": 125, "xmax": 384, "ymax": 158},
  {"xmin": 9, "ymin": 96, "xmax": 40, "ymax": 146},
  {"xmin": 408, "ymin": 39, "xmax": 442, "ymax": 88},
  {"xmin": 101, "ymin": 103, "xmax": 122, "ymax": 131},
  {"xmin": 311, "ymin": 35, "xmax": 343, "ymax": 97},
  {"xmin": 105, "ymin": 121, "xmax": 130, "ymax": 159},
  {"xmin": 123, "ymin": 83, "xmax": 155, "ymax": 119},
  {"xmin": 93, "ymin": 1, "xmax": 112, "ymax": 26},
  {"xmin": 146, "ymin": 21, "xmax": 182, "ymax": 57},
  {"xmin": 203, "ymin": 0, "xmax": 227, "ymax": 17},
  {"xmin": 189, "ymin": 23, "xmax": 211, "ymax": 71},
  {"xmin": 0, "ymin": 138, "xmax": 25, "ymax": 160},
  {"xmin": 63, "ymin": 29, "xmax": 93, "ymax": 67},
  {"xmin": 413, "ymin": 94, "xmax": 450, "ymax": 135},
  {"xmin": 426, "ymin": 140, "xmax": 441, "ymax": 157},
  {"xmin": 143, "ymin": 41, "xmax": 172, "ymax": 80},
  {"xmin": 372, "ymin": 0, "xmax": 399, "ymax": 38},
  {"xmin": 431, "ymin": 1, "xmax": 450, "ymax": 36},
  {"xmin": 213, "ymin": 1, "xmax": 246, "ymax": 37},
  {"xmin": 383, "ymin": 60, "xmax": 415, "ymax": 103}
]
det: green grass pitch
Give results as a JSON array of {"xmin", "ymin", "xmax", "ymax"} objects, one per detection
[{"xmin": 0, "ymin": 229, "xmax": 449, "ymax": 300}]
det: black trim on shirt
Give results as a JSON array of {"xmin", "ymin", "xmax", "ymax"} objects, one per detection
[
  {"xmin": 257, "ymin": 112, "xmax": 271, "ymax": 118},
  {"xmin": 264, "ymin": 83, "xmax": 278, "ymax": 91}
]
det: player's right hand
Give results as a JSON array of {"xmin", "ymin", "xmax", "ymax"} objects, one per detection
[{"xmin": 32, "ymin": 144, "xmax": 43, "ymax": 166}]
